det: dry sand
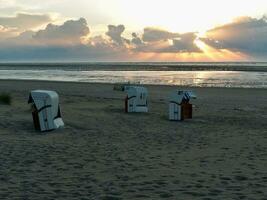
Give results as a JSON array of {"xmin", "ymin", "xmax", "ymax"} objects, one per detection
[{"xmin": 0, "ymin": 80, "xmax": 267, "ymax": 199}]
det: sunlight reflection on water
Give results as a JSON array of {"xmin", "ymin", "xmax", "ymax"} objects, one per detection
[{"xmin": 0, "ymin": 70, "xmax": 266, "ymax": 88}]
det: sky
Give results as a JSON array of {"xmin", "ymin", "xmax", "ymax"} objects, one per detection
[{"xmin": 0, "ymin": 0, "xmax": 267, "ymax": 62}]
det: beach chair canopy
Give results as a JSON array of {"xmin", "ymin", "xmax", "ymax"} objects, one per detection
[
  {"xmin": 169, "ymin": 90, "xmax": 196, "ymax": 121},
  {"xmin": 28, "ymin": 90, "xmax": 64, "ymax": 132},
  {"xmin": 127, "ymin": 86, "xmax": 148, "ymax": 102},
  {"xmin": 125, "ymin": 86, "xmax": 148, "ymax": 113},
  {"xmin": 170, "ymin": 90, "xmax": 197, "ymax": 104}
]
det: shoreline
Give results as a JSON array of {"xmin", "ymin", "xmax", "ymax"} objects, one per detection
[
  {"xmin": 1, "ymin": 62, "xmax": 267, "ymax": 72},
  {"xmin": 1, "ymin": 79, "xmax": 267, "ymax": 90}
]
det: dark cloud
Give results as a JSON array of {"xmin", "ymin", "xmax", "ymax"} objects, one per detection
[
  {"xmin": 131, "ymin": 32, "xmax": 143, "ymax": 46},
  {"xmin": 199, "ymin": 37, "xmax": 224, "ymax": 49},
  {"xmin": 0, "ymin": 13, "xmax": 53, "ymax": 31},
  {"xmin": 0, "ymin": 21, "xmax": 130, "ymax": 61},
  {"xmin": 205, "ymin": 16, "xmax": 267, "ymax": 53},
  {"xmin": 33, "ymin": 18, "xmax": 90, "ymax": 45},
  {"xmin": 167, "ymin": 32, "xmax": 201, "ymax": 52},
  {"xmin": 88, "ymin": 35, "xmax": 121, "ymax": 52},
  {"xmin": 142, "ymin": 27, "xmax": 180, "ymax": 42},
  {"xmin": 1, "ymin": 30, "xmax": 35, "ymax": 45},
  {"xmin": 88, "ymin": 34, "xmax": 130, "ymax": 57},
  {"xmin": 106, "ymin": 24, "xmax": 130, "ymax": 46},
  {"xmin": 134, "ymin": 31, "xmax": 201, "ymax": 53},
  {"xmin": 0, "ymin": 43, "xmax": 131, "ymax": 62}
]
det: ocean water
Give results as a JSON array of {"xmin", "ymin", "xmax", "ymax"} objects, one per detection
[
  {"xmin": 0, "ymin": 69, "xmax": 266, "ymax": 88},
  {"xmin": 1, "ymin": 62, "xmax": 267, "ymax": 71}
]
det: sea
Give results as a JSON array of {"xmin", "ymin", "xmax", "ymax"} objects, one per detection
[{"xmin": 0, "ymin": 62, "xmax": 267, "ymax": 88}]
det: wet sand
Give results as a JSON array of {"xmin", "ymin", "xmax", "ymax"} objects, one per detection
[{"xmin": 0, "ymin": 80, "xmax": 267, "ymax": 199}]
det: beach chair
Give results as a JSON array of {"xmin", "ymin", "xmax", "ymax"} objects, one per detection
[
  {"xmin": 125, "ymin": 86, "xmax": 148, "ymax": 113},
  {"xmin": 169, "ymin": 90, "xmax": 196, "ymax": 121},
  {"xmin": 28, "ymin": 90, "xmax": 64, "ymax": 132}
]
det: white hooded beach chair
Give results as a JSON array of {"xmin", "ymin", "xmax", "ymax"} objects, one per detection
[
  {"xmin": 169, "ymin": 90, "xmax": 196, "ymax": 121},
  {"xmin": 28, "ymin": 90, "xmax": 64, "ymax": 132},
  {"xmin": 125, "ymin": 86, "xmax": 148, "ymax": 113}
]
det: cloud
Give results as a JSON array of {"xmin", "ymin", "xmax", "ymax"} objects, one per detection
[
  {"xmin": 199, "ymin": 37, "xmax": 224, "ymax": 49},
  {"xmin": 205, "ymin": 16, "xmax": 267, "ymax": 53},
  {"xmin": 131, "ymin": 32, "xmax": 143, "ymax": 46},
  {"xmin": 87, "ymin": 34, "xmax": 130, "ymax": 57},
  {"xmin": 0, "ymin": 20, "xmax": 131, "ymax": 61},
  {"xmin": 134, "ymin": 31, "xmax": 201, "ymax": 53},
  {"xmin": 0, "ymin": 25, "xmax": 17, "ymax": 39},
  {"xmin": 1, "ymin": 30, "xmax": 35, "ymax": 46},
  {"xmin": 106, "ymin": 24, "xmax": 130, "ymax": 46},
  {"xmin": 33, "ymin": 18, "xmax": 90, "ymax": 45},
  {"xmin": 0, "ymin": 43, "xmax": 131, "ymax": 62},
  {"xmin": 142, "ymin": 27, "xmax": 180, "ymax": 42},
  {"xmin": 0, "ymin": 0, "xmax": 17, "ymax": 9},
  {"xmin": 1, "ymin": 15, "xmax": 267, "ymax": 61},
  {"xmin": 0, "ymin": 13, "xmax": 53, "ymax": 31},
  {"xmin": 167, "ymin": 32, "xmax": 201, "ymax": 52},
  {"xmin": 134, "ymin": 28, "xmax": 201, "ymax": 53}
]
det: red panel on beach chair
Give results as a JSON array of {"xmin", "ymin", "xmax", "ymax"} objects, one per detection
[{"xmin": 181, "ymin": 103, "xmax": 192, "ymax": 120}]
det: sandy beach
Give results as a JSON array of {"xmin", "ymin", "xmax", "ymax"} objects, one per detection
[{"xmin": 0, "ymin": 80, "xmax": 267, "ymax": 199}]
